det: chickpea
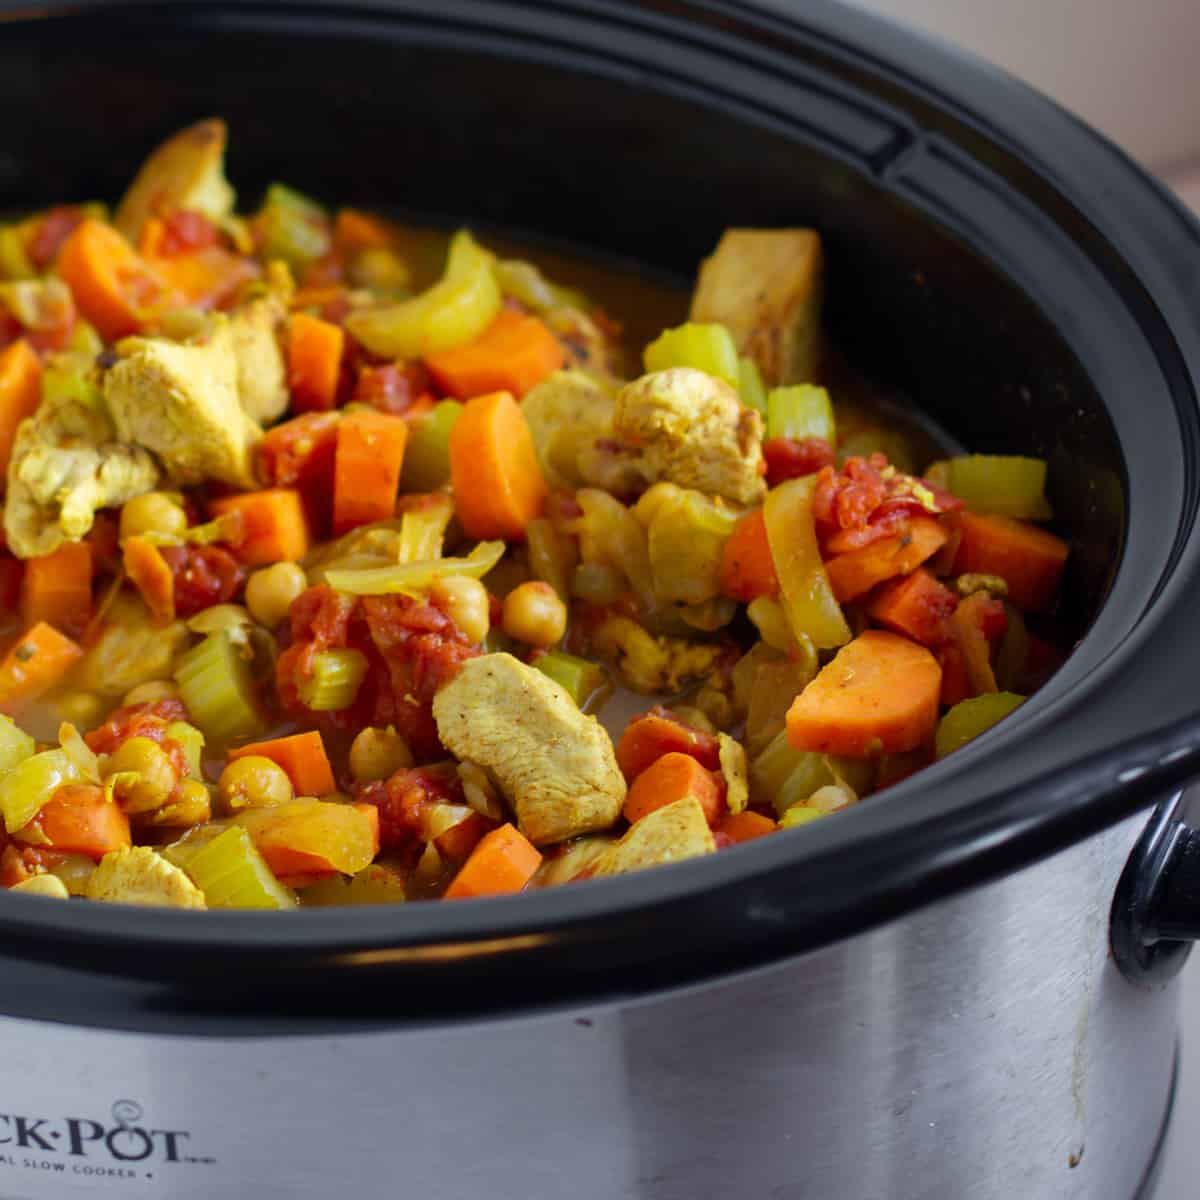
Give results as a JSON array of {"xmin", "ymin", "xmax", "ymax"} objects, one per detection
[
  {"xmin": 502, "ymin": 581, "xmax": 567, "ymax": 648},
  {"xmin": 105, "ymin": 736, "xmax": 179, "ymax": 814},
  {"xmin": 245, "ymin": 562, "xmax": 308, "ymax": 629},
  {"xmin": 122, "ymin": 680, "xmax": 180, "ymax": 708},
  {"xmin": 147, "ymin": 779, "xmax": 213, "ymax": 827},
  {"xmin": 431, "ymin": 576, "xmax": 490, "ymax": 645},
  {"xmin": 349, "ymin": 726, "xmax": 414, "ymax": 783},
  {"xmin": 56, "ymin": 691, "xmax": 106, "ymax": 729},
  {"xmin": 119, "ymin": 492, "xmax": 188, "ymax": 541},
  {"xmin": 217, "ymin": 755, "xmax": 293, "ymax": 812}
]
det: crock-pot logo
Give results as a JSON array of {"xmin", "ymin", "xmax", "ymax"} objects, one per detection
[{"xmin": 0, "ymin": 1098, "xmax": 216, "ymax": 1179}]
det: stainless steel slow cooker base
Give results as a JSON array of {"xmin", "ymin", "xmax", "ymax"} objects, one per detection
[{"xmin": 0, "ymin": 810, "xmax": 1173, "ymax": 1200}]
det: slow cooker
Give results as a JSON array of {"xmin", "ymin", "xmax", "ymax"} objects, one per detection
[{"xmin": 2, "ymin": 1, "xmax": 1200, "ymax": 1197}]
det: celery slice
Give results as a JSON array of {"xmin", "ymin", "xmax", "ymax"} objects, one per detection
[
  {"xmin": 738, "ymin": 356, "xmax": 767, "ymax": 415},
  {"xmin": 256, "ymin": 183, "xmax": 331, "ymax": 270},
  {"xmin": 400, "ymin": 400, "xmax": 463, "ymax": 492},
  {"xmin": 532, "ymin": 651, "xmax": 610, "ymax": 711},
  {"xmin": 41, "ymin": 354, "xmax": 105, "ymax": 412},
  {"xmin": 297, "ymin": 648, "xmax": 368, "ymax": 712},
  {"xmin": 173, "ymin": 632, "xmax": 265, "ymax": 744},
  {"xmin": 643, "ymin": 322, "xmax": 740, "ymax": 388},
  {"xmin": 0, "ymin": 749, "xmax": 83, "ymax": 833},
  {"xmin": 763, "ymin": 476, "xmax": 850, "ymax": 650},
  {"xmin": 0, "ymin": 224, "xmax": 34, "ymax": 281},
  {"xmin": 325, "ymin": 539, "xmax": 505, "ymax": 596},
  {"xmin": 346, "ymin": 230, "xmax": 500, "ymax": 358},
  {"xmin": 935, "ymin": 693, "xmax": 1025, "ymax": 759},
  {"xmin": 936, "ymin": 455, "xmax": 1053, "ymax": 520},
  {"xmin": 0, "ymin": 715, "xmax": 35, "ymax": 776},
  {"xmin": 182, "ymin": 826, "xmax": 296, "ymax": 910},
  {"xmin": 766, "ymin": 384, "xmax": 835, "ymax": 443},
  {"xmin": 164, "ymin": 721, "xmax": 205, "ymax": 778}
]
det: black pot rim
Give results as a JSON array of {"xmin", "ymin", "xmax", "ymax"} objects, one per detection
[{"xmin": 3, "ymin": 0, "xmax": 1200, "ymax": 1024}]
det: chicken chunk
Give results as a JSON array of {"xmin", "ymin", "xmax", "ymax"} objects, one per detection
[
  {"xmin": 592, "ymin": 797, "xmax": 716, "ymax": 878},
  {"xmin": 4, "ymin": 390, "xmax": 161, "ymax": 558},
  {"xmin": 432, "ymin": 653, "xmax": 625, "ymax": 846},
  {"xmin": 522, "ymin": 369, "xmax": 648, "ymax": 495},
  {"xmin": 689, "ymin": 228, "xmax": 824, "ymax": 386},
  {"xmin": 229, "ymin": 265, "xmax": 292, "ymax": 425},
  {"xmin": 614, "ymin": 368, "xmax": 765, "ymax": 506},
  {"xmin": 104, "ymin": 318, "xmax": 262, "ymax": 489},
  {"xmin": 590, "ymin": 614, "xmax": 726, "ymax": 695},
  {"xmin": 114, "ymin": 118, "xmax": 236, "ymax": 242},
  {"xmin": 84, "ymin": 846, "xmax": 207, "ymax": 909}
]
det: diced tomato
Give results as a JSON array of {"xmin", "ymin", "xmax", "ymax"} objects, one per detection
[
  {"xmin": 0, "ymin": 557, "xmax": 22, "ymax": 613},
  {"xmin": 762, "ymin": 436, "xmax": 835, "ymax": 486},
  {"xmin": 158, "ymin": 544, "xmax": 244, "ymax": 618},
  {"xmin": 355, "ymin": 762, "xmax": 465, "ymax": 852},
  {"xmin": 84, "ymin": 698, "xmax": 188, "ymax": 756},
  {"xmin": 155, "ymin": 210, "xmax": 222, "ymax": 257},
  {"xmin": 26, "ymin": 206, "xmax": 88, "ymax": 272},
  {"xmin": 352, "ymin": 361, "xmax": 431, "ymax": 415}
]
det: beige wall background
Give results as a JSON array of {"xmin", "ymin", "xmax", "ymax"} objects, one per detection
[{"xmin": 848, "ymin": 0, "xmax": 1200, "ymax": 173}]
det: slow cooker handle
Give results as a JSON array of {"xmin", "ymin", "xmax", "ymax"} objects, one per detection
[{"xmin": 1111, "ymin": 790, "xmax": 1200, "ymax": 987}]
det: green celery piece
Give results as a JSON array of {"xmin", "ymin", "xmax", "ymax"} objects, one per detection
[
  {"xmin": 738, "ymin": 356, "xmax": 767, "ymax": 415},
  {"xmin": 779, "ymin": 805, "xmax": 824, "ymax": 829},
  {"xmin": 643, "ymin": 322, "xmax": 740, "ymax": 388},
  {"xmin": 766, "ymin": 384, "xmax": 835, "ymax": 443},
  {"xmin": 532, "ymin": 651, "xmax": 610, "ymax": 711},
  {"xmin": 164, "ymin": 721, "xmax": 205, "ymax": 779},
  {"xmin": 0, "ymin": 749, "xmax": 82, "ymax": 833},
  {"xmin": 935, "ymin": 693, "xmax": 1025, "ymax": 760},
  {"xmin": 257, "ymin": 183, "xmax": 332, "ymax": 270},
  {"xmin": 173, "ymin": 632, "xmax": 265, "ymax": 745},
  {"xmin": 41, "ymin": 354, "xmax": 104, "ymax": 412},
  {"xmin": 943, "ymin": 455, "xmax": 1052, "ymax": 520},
  {"xmin": 67, "ymin": 320, "xmax": 104, "ymax": 359},
  {"xmin": 400, "ymin": 401, "xmax": 464, "ymax": 492},
  {"xmin": 0, "ymin": 225, "xmax": 33, "ymax": 281},
  {"xmin": 0, "ymin": 715, "xmax": 35, "ymax": 776},
  {"xmin": 325, "ymin": 539, "xmax": 505, "ymax": 596},
  {"xmin": 297, "ymin": 648, "xmax": 368, "ymax": 712},
  {"xmin": 183, "ymin": 826, "xmax": 296, "ymax": 910}
]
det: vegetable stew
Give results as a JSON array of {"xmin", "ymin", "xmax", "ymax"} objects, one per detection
[{"xmin": 0, "ymin": 121, "xmax": 1069, "ymax": 909}]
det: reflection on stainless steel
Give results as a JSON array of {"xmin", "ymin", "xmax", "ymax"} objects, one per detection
[{"xmin": 0, "ymin": 812, "xmax": 1174, "ymax": 1199}]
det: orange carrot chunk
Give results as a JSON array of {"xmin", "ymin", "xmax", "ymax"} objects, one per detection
[
  {"xmin": 0, "ymin": 622, "xmax": 83, "ymax": 715},
  {"xmin": 937, "ymin": 642, "xmax": 972, "ymax": 708},
  {"xmin": 333, "ymin": 208, "xmax": 397, "ymax": 254},
  {"xmin": 122, "ymin": 536, "xmax": 175, "ymax": 625},
  {"xmin": 786, "ymin": 629, "xmax": 942, "ymax": 757},
  {"xmin": 425, "ymin": 309, "xmax": 565, "ymax": 400},
  {"xmin": 448, "ymin": 390, "xmax": 547, "ymax": 539},
  {"xmin": 332, "ymin": 409, "xmax": 408, "ymax": 534},
  {"xmin": 287, "ymin": 312, "xmax": 345, "ymax": 412},
  {"xmin": 867, "ymin": 567, "xmax": 957, "ymax": 647},
  {"xmin": 444, "ymin": 822, "xmax": 543, "ymax": 900},
  {"xmin": 717, "ymin": 810, "xmax": 778, "ymax": 844},
  {"xmin": 952, "ymin": 512, "xmax": 1068, "ymax": 613},
  {"xmin": 824, "ymin": 515, "xmax": 948, "ymax": 604},
  {"xmin": 615, "ymin": 707, "xmax": 722, "ymax": 780},
  {"xmin": 947, "ymin": 591, "xmax": 1006, "ymax": 697},
  {"xmin": 624, "ymin": 751, "xmax": 724, "ymax": 827},
  {"xmin": 209, "ymin": 488, "xmax": 310, "ymax": 565},
  {"xmin": 19, "ymin": 541, "xmax": 92, "ymax": 639},
  {"xmin": 0, "ymin": 340, "xmax": 42, "ymax": 477},
  {"xmin": 719, "ymin": 508, "xmax": 779, "ymax": 603},
  {"xmin": 229, "ymin": 731, "xmax": 336, "ymax": 797},
  {"xmin": 31, "ymin": 783, "xmax": 131, "ymax": 861},
  {"xmin": 56, "ymin": 218, "xmax": 173, "ymax": 341}
]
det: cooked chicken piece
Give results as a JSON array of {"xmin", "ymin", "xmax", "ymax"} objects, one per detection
[
  {"xmin": 590, "ymin": 614, "xmax": 725, "ymax": 695},
  {"xmin": 84, "ymin": 846, "xmax": 207, "ymax": 909},
  {"xmin": 4, "ymin": 390, "xmax": 161, "ymax": 558},
  {"xmin": 104, "ymin": 318, "xmax": 262, "ymax": 489},
  {"xmin": 533, "ymin": 834, "xmax": 614, "ymax": 888},
  {"xmin": 614, "ymin": 368, "xmax": 765, "ymax": 506},
  {"xmin": 592, "ymin": 797, "xmax": 716, "ymax": 878},
  {"xmin": 229, "ymin": 294, "xmax": 289, "ymax": 425},
  {"xmin": 114, "ymin": 118, "xmax": 236, "ymax": 242},
  {"xmin": 689, "ymin": 228, "xmax": 824, "ymax": 387},
  {"xmin": 521, "ymin": 369, "xmax": 647, "ymax": 495},
  {"xmin": 432, "ymin": 653, "xmax": 625, "ymax": 846},
  {"xmin": 718, "ymin": 732, "xmax": 749, "ymax": 815},
  {"xmin": 10, "ymin": 875, "xmax": 70, "ymax": 899}
]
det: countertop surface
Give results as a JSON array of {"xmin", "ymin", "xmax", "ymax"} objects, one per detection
[{"xmin": 1157, "ymin": 956, "xmax": 1199, "ymax": 1198}]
